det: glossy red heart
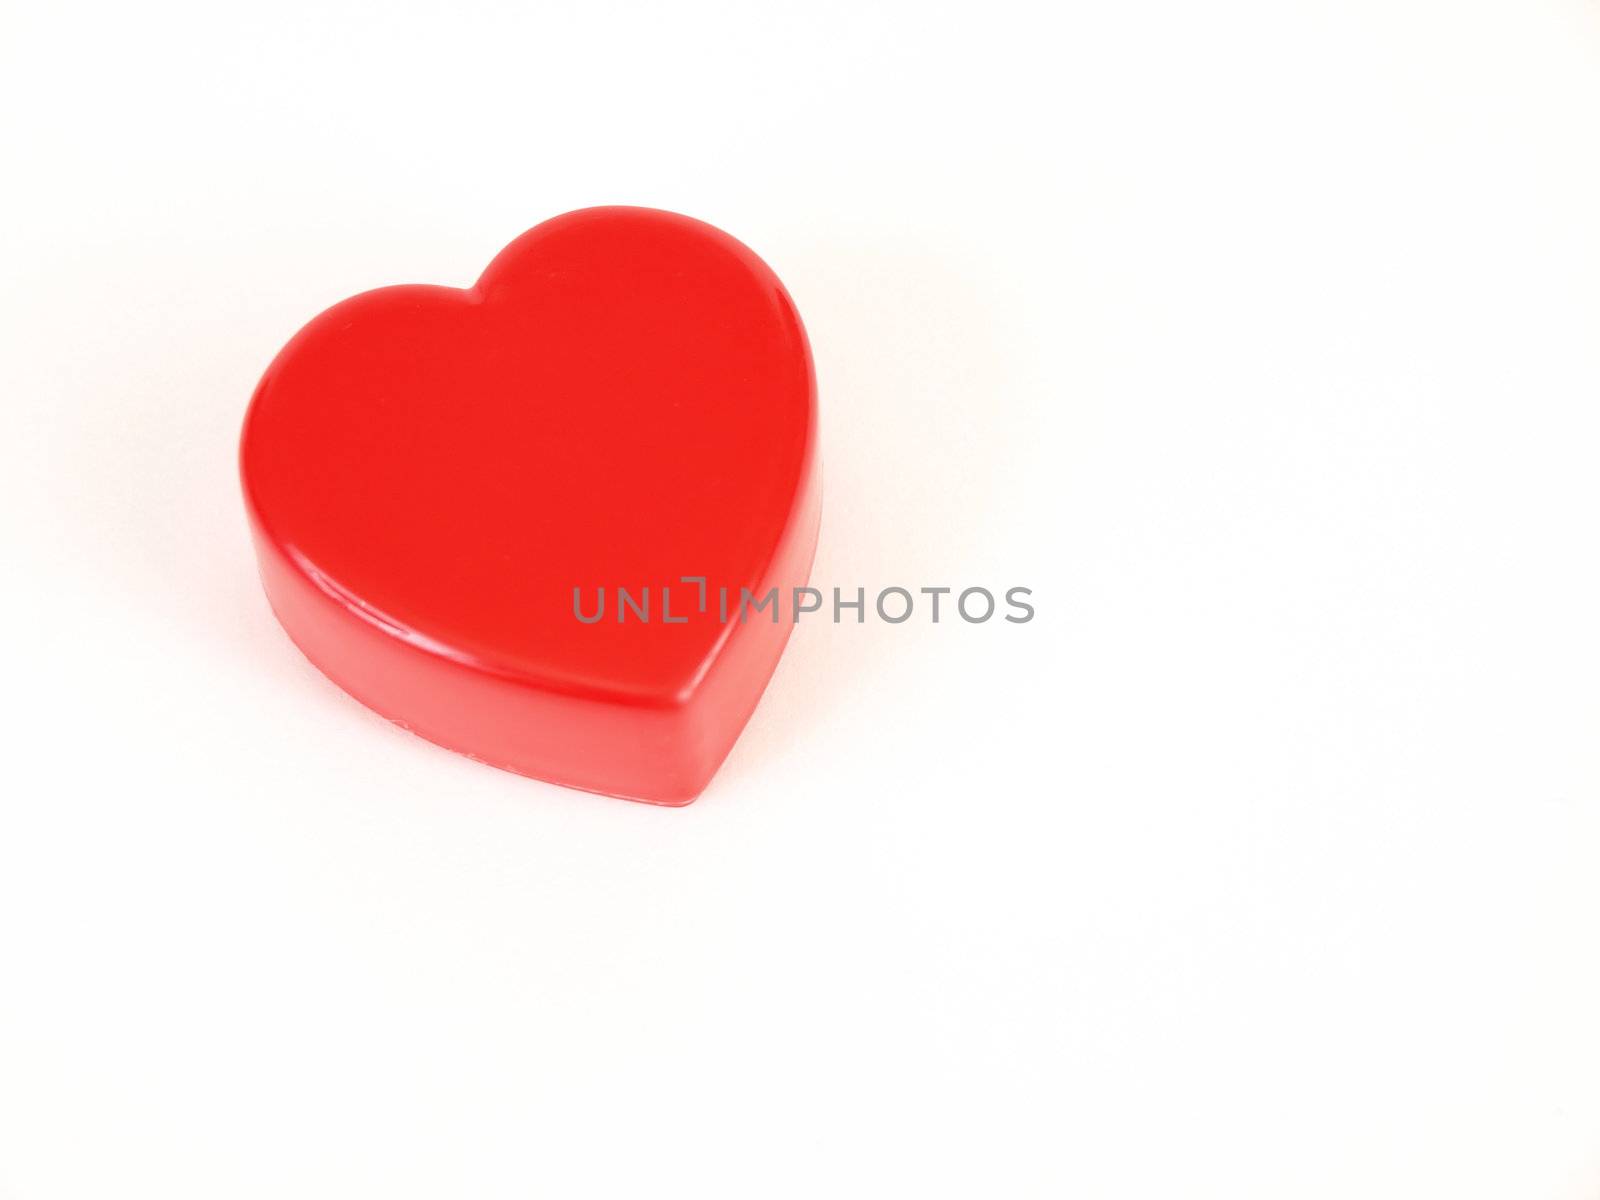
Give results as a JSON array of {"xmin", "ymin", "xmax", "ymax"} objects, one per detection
[{"xmin": 239, "ymin": 208, "xmax": 819, "ymax": 804}]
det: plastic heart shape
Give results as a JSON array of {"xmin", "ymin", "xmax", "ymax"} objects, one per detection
[{"xmin": 240, "ymin": 208, "xmax": 819, "ymax": 804}]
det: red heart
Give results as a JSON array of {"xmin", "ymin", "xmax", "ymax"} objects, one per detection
[{"xmin": 240, "ymin": 208, "xmax": 819, "ymax": 805}]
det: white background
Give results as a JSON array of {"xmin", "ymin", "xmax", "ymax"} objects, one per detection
[{"xmin": 3, "ymin": 1, "xmax": 1599, "ymax": 1196}]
